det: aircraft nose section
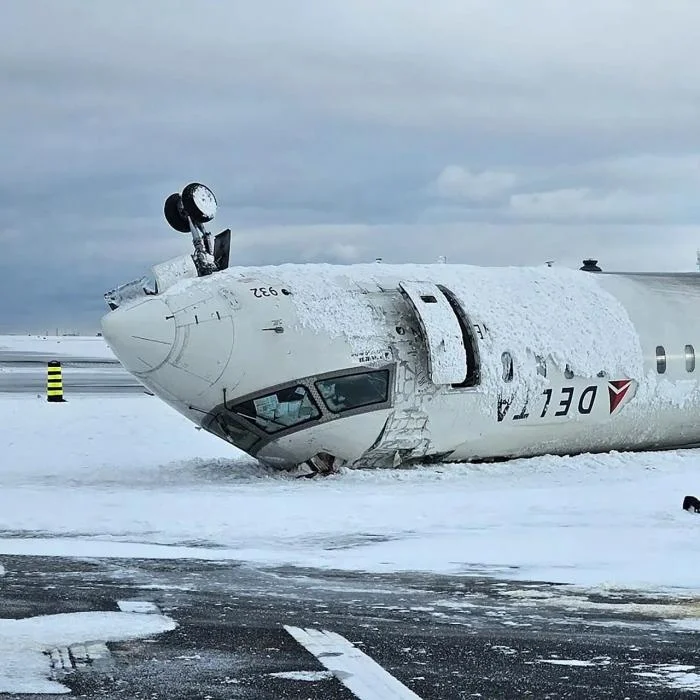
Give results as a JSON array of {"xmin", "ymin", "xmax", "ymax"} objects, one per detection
[{"xmin": 101, "ymin": 298, "xmax": 176, "ymax": 374}]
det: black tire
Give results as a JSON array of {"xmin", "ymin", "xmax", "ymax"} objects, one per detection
[
  {"xmin": 181, "ymin": 182, "xmax": 217, "ymax": 224},
  {"xmin": 683, "ymin": 495, "xmax": 700, "ymax": 512},
  {"xmin": 164, "ymin": 193, "xmax": 190, "ymax": 233}
]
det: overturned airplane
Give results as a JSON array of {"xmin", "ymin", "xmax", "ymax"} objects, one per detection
[{"xmin": 101, "ymin": 183, "xmax": 700, "ymax": 473}]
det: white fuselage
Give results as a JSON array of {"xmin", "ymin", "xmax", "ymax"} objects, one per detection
[{"xmin": 101, "ymin": 260, "xmax": 700, "ymax": 469}]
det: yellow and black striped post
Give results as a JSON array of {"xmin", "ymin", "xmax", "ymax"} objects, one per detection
[{"xmin": 46, "ymin": 360, "xmax": 65, "ymax": 402}]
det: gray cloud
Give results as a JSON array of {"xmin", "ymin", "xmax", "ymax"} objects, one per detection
[{"xmin": 2, "ymin": 1, "xmax": 700, "ymax": 332}]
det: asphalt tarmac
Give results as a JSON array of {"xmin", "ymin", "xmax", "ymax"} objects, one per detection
[{"xmin": 2, "ymin": 555, "xmax": 699, "ymax": 699}]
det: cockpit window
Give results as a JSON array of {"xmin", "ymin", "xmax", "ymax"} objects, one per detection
[
  {"xmin": 315, "ymin": 370, "xmax": 390, "ymax": 413},
  {"xmin": 104, "ymin": 274, "xmax": 158, "ymax": 310},
  {"xmin": 233, "ymin": 385, "xmax": 321, "ymax": 434},
  {"xmin": 142, "ymin": 274, "xmax": 158, "ymax": 296},
  {"xmin": 214, "ymin": 413, "xmax": 260, "ymax": 451}
]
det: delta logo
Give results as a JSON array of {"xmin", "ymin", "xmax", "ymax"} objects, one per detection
[{"xmin": 608, "ymin": 379, "xmax": 635, "ymax": 414}]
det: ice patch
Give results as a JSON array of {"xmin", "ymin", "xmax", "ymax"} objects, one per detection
[
  {"xmin": 537, "ymin": 658, "xmax": 598, "ymax": 667},
  {"xmin": 0, "ymin": 611, "xmax": 176, "ymax": 694},
  {"xmin": 502, "ymin": 589, "xmax": 700, "ymax": 620},
  {"xmin": 669, "ymin": 618, "xmax": 700, "ymax": 632},
  {"xmin": 490, "ymin": 645, "xmax": 518, "ymax": 656},
  {"xmin": 633, "ymin": 664, "xmax": 700, "ymax": 692},
  {"xmin": 116, "ymin": 600, "xmax": 160, "ymax": 614},
  {"xmin": 269, "ymin": 670, "xmax": 334, "ymax": 681}
]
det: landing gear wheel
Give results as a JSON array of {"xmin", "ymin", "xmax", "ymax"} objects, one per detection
[
  {"xmin": 181, "ymin": 182, "xmax": 217, "ymax": 224},
  {"xmin": 299, "ymin": 452, "xmax": 338, "ymax": 478},
  {"xmin": 163, "ymin": 193, "xmax": 190, "ymax": 233}
]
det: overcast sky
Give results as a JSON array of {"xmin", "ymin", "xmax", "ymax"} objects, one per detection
[{"xmin": 3, "ymin": 1, "xmax": 700, "ymax": 332}]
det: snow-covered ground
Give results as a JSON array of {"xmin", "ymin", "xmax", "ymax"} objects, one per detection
[
  {"xmin": 1, "ymin": 389, "xmax": 700, "ymax": 593},
  {"xmin": 0, "ymin": 334, "xmax": 699, "ymax": 596}
]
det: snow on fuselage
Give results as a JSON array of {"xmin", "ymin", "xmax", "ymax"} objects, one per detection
[{"xmin": 101, "ymin": 261, "xmax": 700, "ymax": 469}]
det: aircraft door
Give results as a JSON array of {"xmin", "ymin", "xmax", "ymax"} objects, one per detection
[{"xmin": 399, "ymin": 280, "xmax": 467, "ymax": 385}]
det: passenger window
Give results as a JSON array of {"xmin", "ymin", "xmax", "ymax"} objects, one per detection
[
  {"xmin": 564, "ymin": 364, "xmax": 574, "ymax": 380},
  {"xmin": 686, "ymin": 344, "xmax": 696, "ymax": 373},
  {"xmin": 316, "ymin": 370, "xmax": 389, "ymax": 413},
  {"xmin": 233, "ymin": 385, "xmax": 320, "ymax": 433},
  {"xmin": 501, "ymin": 352, "xmax": 514, "ymax": 382},
  {"xmin": 656, "ymin": 346, "xmax": 666, "ymax": 374}
]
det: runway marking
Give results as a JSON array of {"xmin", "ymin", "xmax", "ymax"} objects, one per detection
[
  {"xmin": 49, "ymin": 641, "xmax": 113, "ymax": 676},
  {"xmin": 1, "ymin": 610, "xmax": 175, "ymax": 694},
  {"xmin": 284, "ymin": 625, "xmax": 423, "ymax": 700}
]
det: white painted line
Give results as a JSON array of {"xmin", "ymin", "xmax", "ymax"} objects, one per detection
[
  {"xmin": 56, "ymin": 647, "xmax": 71, "ymax": 671},
  {"xmin": 85, "ymin": 642, "xmax": 111, "ymax": 662},
  {"xmin": 284, "ymin": 626, "xmax": 423, "ymax": 700},
  {"xmin": 69, "ymin": 643, "xmax": 90, "ymax": 668},
  {"xmin": 117, "ymin": 600, "xmax": 160, "ymax": 614}
]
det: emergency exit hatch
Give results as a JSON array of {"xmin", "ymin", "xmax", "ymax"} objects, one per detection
[{"xmin": 398, "ymin": 280, "xmax": 468, "ymax": 385}]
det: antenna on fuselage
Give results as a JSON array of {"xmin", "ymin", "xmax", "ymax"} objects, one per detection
[{"xmin": 163, "ymin": 183, "xmax": 230, "ymax": 277}]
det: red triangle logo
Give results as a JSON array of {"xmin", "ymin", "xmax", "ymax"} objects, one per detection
[{"xmin": 608, "ymin": 379, "xmax": 632, "ymax": 414}]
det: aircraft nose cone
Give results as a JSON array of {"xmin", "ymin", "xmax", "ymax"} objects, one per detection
[{"xmin": 101, "ymin": 298, "xmax": 176, "ymax": 374}]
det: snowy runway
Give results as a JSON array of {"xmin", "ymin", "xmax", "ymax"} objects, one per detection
[
  {"xmin": 0, "ymin": 338, "xmax": 142, "ymax": 394},
  {"xmin": 1, "ymin": 392, "xmax": 700, "ymax": 591},
  {"xmin": 2, "ymin": 554, "xmax": 700, "ymax": 698}
]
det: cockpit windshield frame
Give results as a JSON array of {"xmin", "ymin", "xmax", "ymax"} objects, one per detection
[
  {"xmin": 204, "ymin": 363, "xmax": 395, "ymax": 455},
  {"xmin": 315, "ymin": 368, "xmax": 391, "ymax": 414},
  {"xmin": 231, "ymin": 384, "xmax": 322, "ymax": 434},
  {"xmin": 104, "ymin": 274, "xmax": 158, "ymax": 311}
]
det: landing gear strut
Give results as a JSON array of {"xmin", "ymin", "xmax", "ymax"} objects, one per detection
[{"xmin": 163, "ymin": 183, "xmax": 230, "ymax": 277}]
